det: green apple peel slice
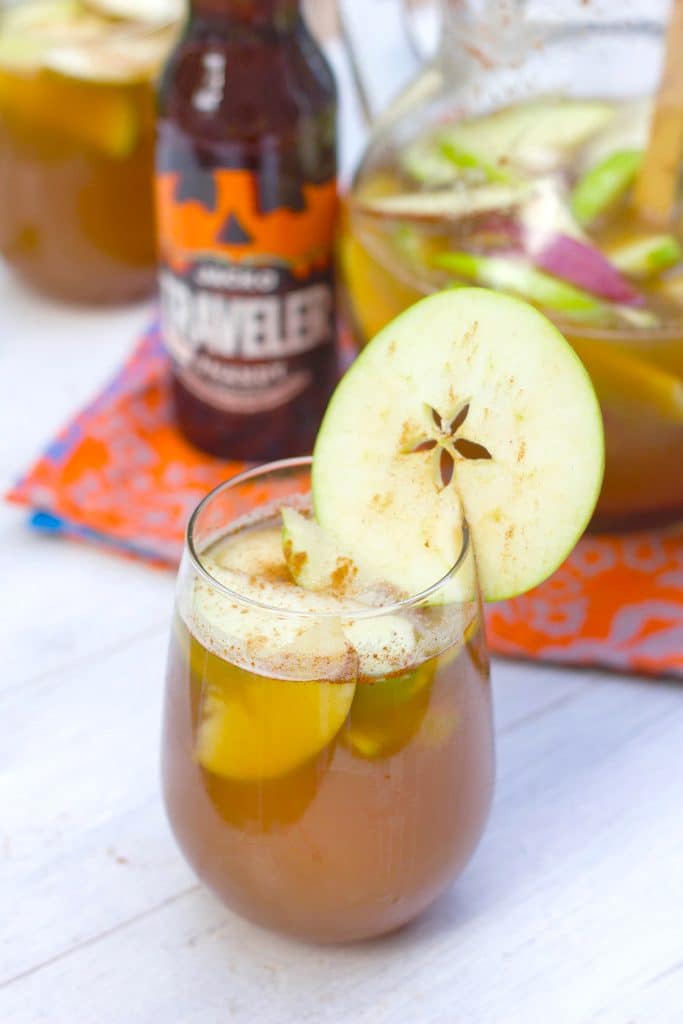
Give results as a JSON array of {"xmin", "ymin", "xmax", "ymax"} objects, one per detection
[
  {"xmin": 437, "ymin": 138, "xmax": 516, "ymax": 184},
  {"xmin": 312, "ymin": 288, "xmax": 604, "ymax": 603},
  {"xmin": 434, "ymin": 252, "xmax": 607, "ymax": 319},
  {"xmin": 401, "ymin": 99, "xmax": 614, "ymax": 184},
  {"xmin": 607, "ymin": 234, "xmax": 682, "ymax": 278},
  {"xmin": 438, "ymin": 99, "xmax": 615, "ymax": 174},
  {"xmin": 570, "ymin": 149, "xmax": 642, "ymax": 226}
]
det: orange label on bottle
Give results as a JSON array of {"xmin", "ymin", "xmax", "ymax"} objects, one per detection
[{"xmin": 156, "ymin": 168, "xmax": 338, "ymax": 416}]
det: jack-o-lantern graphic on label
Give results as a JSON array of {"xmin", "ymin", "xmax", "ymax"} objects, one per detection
[{"xmin": 156, "ymin": 168, "xmax": 338, "ymax": 421}]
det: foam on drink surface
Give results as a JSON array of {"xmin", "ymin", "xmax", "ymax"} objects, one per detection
[{"xmin": 183, "ymin": 502, "xmax": 475, "ymax": 682}]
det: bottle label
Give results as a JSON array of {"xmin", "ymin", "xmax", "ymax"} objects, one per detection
[{"xmin": 156, "ymin": 168, "xmax": 337, "ymax": 415}]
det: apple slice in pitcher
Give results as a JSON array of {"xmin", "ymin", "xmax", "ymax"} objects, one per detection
[{"xmin": 312, "ymin": 288, "xmax": 604, "ymax": 602}]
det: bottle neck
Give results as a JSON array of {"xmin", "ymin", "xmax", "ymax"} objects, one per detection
[{"xmin": 191, "ymin": 0, "xmax": 301, "ymax": 28}]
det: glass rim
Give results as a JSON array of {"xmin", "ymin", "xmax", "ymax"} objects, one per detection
[{"xmin": 186, "ymin": 456, "xmax": 473, "ymax": 621}]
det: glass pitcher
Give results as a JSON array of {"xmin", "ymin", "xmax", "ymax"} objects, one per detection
[{"xmin": 341, "ymin": 0, "xmax": 683, "ymax": 531}]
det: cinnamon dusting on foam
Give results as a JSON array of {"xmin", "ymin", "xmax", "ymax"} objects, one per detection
[{"xmin": 182, "ymin": 500, "xmax": 474, "ymax": 680}]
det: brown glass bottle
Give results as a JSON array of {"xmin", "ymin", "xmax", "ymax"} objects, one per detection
[{"xmin": 156, "ymin": 0, "xmax": 338, "ymax": 460}]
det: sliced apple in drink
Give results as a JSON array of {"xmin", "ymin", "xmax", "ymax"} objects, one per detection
[
  {"xmin": 281, "ymin": 508, "xmax": 428, "ymax": 675},
  {"xmin": 282, "ymin": 507, "xmax": 360, "ymax": 594},
  {"xmin": 343, "ymin": 615, "xmax": 482, "ymax": 759},
  {"xmin": 529, "ymin": 234, "xmax": 643, "ymax": 307},
  {"xmin": 434, "ymin": 251, "xmax": 607, "ymax": 319},
  {"xmin": 403, "ymin": 134, "xmax": 517, "ymax": 186},
  {"xmin": 570, "ymin": 149, "xmax": 642, "ymax": 226},
  {"xmin": 190, "ymin": 535, "xmax": 357, "ymax": 780},
  {"xmin": 437, "ymin": 99, "xmax": 615, "ymax": 175},
  {"xmin": 312, "ymin": 288, "xmax": 604, "ymax": 602},
  {"xmin": 356, "ymin": 182, "xmax": 532, "ymax": 223},
  {"xmin": 607, "ymin": 234, "xmax": 682, "ymax": 278},
  {"xmin": 343, "ymin": 614, "xmax": 419, "ymax": 678},
  {"xmin": 401, "ymin": 99, "xmax": 614, "ymax": 184},
  {"xmin": 195, "ymin": 629, "xmax": 356, "ymax": 781},
  {"xmin": 83, "ymin": 0, "xmax": 183, "ymax": 22},
  {"xmin": 343, "ymin": 659, "xmax": 435, "ymax": 760},
  {"xmin": 0, "ymin": 0, "xmax": 85, "ymax": 38},
  {"xmin": 192, "ymin": 526, "xmax": 359, "ymax": 676}
]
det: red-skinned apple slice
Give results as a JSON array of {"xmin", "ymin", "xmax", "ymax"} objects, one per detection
[
  {"xmin": 531, "ymin": 235, "xmax": 643, "ymax": 307},
  {"xmin": 312, "ymin": 288, "xmax": 604, "ymax": 602}
]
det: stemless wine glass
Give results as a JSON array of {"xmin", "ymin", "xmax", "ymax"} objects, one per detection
[
  {"xmin": 162, "ymin": 457, "xmax": 495, "ymax": 943},
  {"xmin": 0, "ymin": 0, "xmax": 182, "ymax": 304}
]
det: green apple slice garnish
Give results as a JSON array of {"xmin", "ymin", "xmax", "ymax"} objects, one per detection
[{"xmin": 312, "ymin": 288, "xmax": 604, "ymax": 602}]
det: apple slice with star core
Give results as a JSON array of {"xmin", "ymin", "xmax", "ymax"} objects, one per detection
[{"xmin": 312, "ymin": 288, "xmax": 604, "ymax": 602}]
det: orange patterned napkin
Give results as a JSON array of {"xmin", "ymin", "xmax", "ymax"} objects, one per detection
[{"xmin": 6, "ymin": 321, "xmax": 683, "ymax": 677}]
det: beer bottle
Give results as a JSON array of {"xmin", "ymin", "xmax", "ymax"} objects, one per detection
[{"xmin": 156, "ymin": 0, "xmax": 338, "ymax": 459}]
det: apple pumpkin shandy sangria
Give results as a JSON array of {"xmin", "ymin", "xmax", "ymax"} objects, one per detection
[
  {"xmin": 0, "ymin": 0, "xmax": 181, "ymax": 303},
  {"xmin": 162, "ymin": 289, "xmax": 604, "ymax": 942},
  {"xmin": 343, "ymin": 96, "xmax": 683, "ymax": 530},
  {"xmin": 163, "ymin": 461, "xmax": 493, "ymax": 943}
]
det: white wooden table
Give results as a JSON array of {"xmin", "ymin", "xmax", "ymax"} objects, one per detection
[{"xmin": 2, "ymin": 13, "xmax": 683, "ymax": 1023}]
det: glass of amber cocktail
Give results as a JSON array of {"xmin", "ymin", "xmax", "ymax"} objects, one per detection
[
  {"xmin": 0, "ymin": 0, "xmax": 180, "ymax": 304},
  {"xmin": 162, "ymin": 457, "xmax": 494, "ymax": 944}
]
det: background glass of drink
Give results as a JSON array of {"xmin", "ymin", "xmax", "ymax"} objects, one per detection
[
  {"xmin": 341, "ymin": 0, "xmax": 683, "ymax": 531},
  {"xmin": 0, "ymin": 0, "xmax": 182, "ymax": 304},
  {"xmin": 162, "ymin": 457, "xmax": 494, "ymax": 943}
]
